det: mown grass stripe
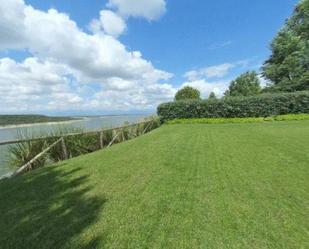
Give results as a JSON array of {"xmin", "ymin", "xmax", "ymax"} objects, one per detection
[{"xmin": 0, "ymin": 121, "xmax": 308, "ymax": 248}]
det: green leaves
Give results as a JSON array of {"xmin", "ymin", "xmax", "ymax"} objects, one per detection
[
  {"xmin": 157, "ymin": 91, "xmax": 309, "ymax": 121},
  {"xmin": 175, "ymin": 86, "xmax": 201, "ymax": 101},
  {"xmin": 225, "ymin": 71, "xmax": 261, "ymax": 97},
  {"xmin": 262, "ymin": 0, "xmax": 309, "ymax": 91},
  {"xmin": 208, "ymin": 92, "xmax": 217, "ymax": 99}
]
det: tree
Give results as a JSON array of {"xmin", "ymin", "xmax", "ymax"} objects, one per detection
[
  {"xmin": 225, "ymin": 71, "xmax": 261, "ymax": 97},
  {"xmin": 262, "ymin": 0, "xmax": 309, "ymax": 92},
  {"xmin": 208, "ymin": 92, "xmax": 217, "ymax": 100},
  {"xmin": 175, "ymin": 86, "xmax": 201, "ymax": 101}
]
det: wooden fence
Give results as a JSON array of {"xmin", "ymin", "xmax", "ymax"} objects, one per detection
[{"xmin": 1, "ymin": 119, "xmax": 159, "ymax": 179}]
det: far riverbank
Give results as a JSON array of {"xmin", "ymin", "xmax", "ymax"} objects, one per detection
[{"xmin": 0, "ymin": 118, "xmax": 85, "ymax": 130}]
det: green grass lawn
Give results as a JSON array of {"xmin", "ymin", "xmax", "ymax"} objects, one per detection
[{"xmin": 0, "ymin": 121, "xmax": 308, "ymax": 249}]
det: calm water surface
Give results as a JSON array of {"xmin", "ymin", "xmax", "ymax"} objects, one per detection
[{"xmin": 0, "ymin": 115, "xmax": 146, "ymax": 176}]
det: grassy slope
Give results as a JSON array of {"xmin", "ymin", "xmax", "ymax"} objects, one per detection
[{"xmin": 0, "ymin": 121, "xmax": 308, "ymax": 249}]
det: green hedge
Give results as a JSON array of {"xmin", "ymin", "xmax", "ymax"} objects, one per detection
[{"xmin": 157, "ymin": 91, "xmax": 309, "ymax": 121}]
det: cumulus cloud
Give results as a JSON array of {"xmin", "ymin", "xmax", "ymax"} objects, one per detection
[
  {"xmin": 202, "ymin": 63, "xmax": 235, "ymax": 78},
  {"xmin": 0, "ymin": 0, "xmax": 174, "ymax": 112},
  {"xmin": 0, "ymin": 57, "xmax": 83, "ymax": 112},
  {"xmin": 92, "ymin": 83, "xmax": 176, "ymax": 110},
  {"xmin": 21, "ymin": 5, "xmax": 170, "ymax": 83},
  {"xmin": 183, "ymin": 70, "xmax": 200, "ymax": 82},
  {"xmin": 184, "ymin": 63, "xmax": 235, "ymax": 81},
  {"xmin": 0, "ymin": 56, "xmax": 175, "ymax": 113},
  {"xmin": 107, "ymin": 0, "xmax": 166, "ymax": 21},
  {"xmin": 181, "ymin": 79, "xmax": 229, "ymax": 98},
  {"xmin": 0, "ymin": 0, "xmax": 27, "ymax": 49},
  {"xmin": 90, "ymin": 10, "xmax": 126, "ymax": 37}
]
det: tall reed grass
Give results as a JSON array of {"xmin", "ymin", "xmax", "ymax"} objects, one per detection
[{"xmin": 7, "ymin": 118, "xmax": 160, "ymax": 172}]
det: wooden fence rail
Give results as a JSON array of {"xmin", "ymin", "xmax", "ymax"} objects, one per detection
[
  {"xmin": 0, "ymin": 120, "xmax": 153, "ymax": 146},
  {"xmin": 12, "ymin": 138, "xmax": 63, "ymax": 177},
  {"xmin": 1, "ymin": 120, "xmax": 158, "ymax": 179}
]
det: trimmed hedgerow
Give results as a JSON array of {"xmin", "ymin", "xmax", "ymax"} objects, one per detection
[{"xmin": 157, "ymin": 91, "xmax": 309, "ymax": 121}]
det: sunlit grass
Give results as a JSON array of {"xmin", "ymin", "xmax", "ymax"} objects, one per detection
[{"xmin": 1, "ymin": 121, "xmax": 308, "ymax": 248}]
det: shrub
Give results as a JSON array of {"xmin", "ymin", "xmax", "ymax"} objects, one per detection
[
  {"xmin": 157, "ymin": 91, "xmax": 309, "ymax": 121},
  {"xmin": 8, "ymin": 139, "xmax": 48, "ymax": 170}
]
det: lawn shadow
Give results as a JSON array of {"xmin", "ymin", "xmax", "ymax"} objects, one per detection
[{"xmin": 0, "ymin": 164, "xmax": 106, "ymax": 249}]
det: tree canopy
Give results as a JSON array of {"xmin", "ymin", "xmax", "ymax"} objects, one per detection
[
  {"xmin": 262, "ymin": 0, "xmax": 309, "ymax": 92},
  {"xmin": 208, "ymin": 92, "xmax": 217, "ymax": 100},
  {"xmin": 225, "ymin": 71, "xmax": 261, "ymax": 97},
  {"xmin": 175, "ymin": 86, "xmax": 201, "ymax": 101}
]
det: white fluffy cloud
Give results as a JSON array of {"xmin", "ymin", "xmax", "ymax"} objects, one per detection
[
  {"xmin": 91, "ymin": 83, "xmax": 176, "ymax": 110},
  {"xmin": 201, "ymin": 63, "xmax": 235, "ymax": 78},
  {"xmin": 184, "ymin": 63, "xmax": 235, "ymax": 81},
  {"xmin": 0, "ymin": 57, "xmax": 83, "ymax": 112},
  {"xmin": 181, "ymin": 80, "xmax": 229, "ymax": 98},
  {"xmin": 0, "ymin": 0, "xmax": 174, "ymax": 112},
  {"xmin": 21, "ymin": 5, "xmax": 170, "ymax": 83},
  {"xmin": 90, "ymin": 10, "xmax": 126, "ymax": 37},
  {"xmin": 0, "ymin": 0, "xmax": 27, "ymax": 49},
  {"xmin": 107, "ymin": 0, "xmax": 166, "ymax": 21}
]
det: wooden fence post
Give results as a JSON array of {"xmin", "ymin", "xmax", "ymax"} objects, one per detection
[
  {"xmin": 1, "ymin": 120, "xmax": 160, "ymax": 179},
  {"xmin": 107, "ymin": 131, "xmax": 119, "ymax": 147},
  {"xmin": 99, "ymin": 131, "xmax": 104, "ymax": 149},
  {"xmin": 142, "ymin": 122, "xmax": 151, "ymax": 134},
  {"xmin": 61, "ymin": 137, "xmax": 68, "ymax": 160},
  {"xmin": 121, "ymin": 128, "xmax": 125, "ymax": 141}
]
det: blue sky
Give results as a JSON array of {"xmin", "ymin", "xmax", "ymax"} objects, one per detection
[{"xmin": 0, "ymin": 0, "xmax": 299, "ymax": 115}]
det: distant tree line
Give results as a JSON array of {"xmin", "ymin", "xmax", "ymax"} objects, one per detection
[{"xmin": 0, "ymin": 115, "xmax": 76, "ymax": 126}]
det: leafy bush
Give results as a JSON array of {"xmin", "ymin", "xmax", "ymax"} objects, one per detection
[
  {"xmin": 158, "ymin": 91, "xmax": 309, "ymax": 121},
  {"xmin": 8, "ymin": 139, "xmax": 48, "ymax": 170}
]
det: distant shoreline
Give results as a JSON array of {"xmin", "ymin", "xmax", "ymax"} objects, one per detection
[
  {"xmin": 0, "ymin": 119, "xmax": 84, "ymax": 130},
  {"xmin": 0, "ymin": 115, "xmax": 148, "ymax": 130}
]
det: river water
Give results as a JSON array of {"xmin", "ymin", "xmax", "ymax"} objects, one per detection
[{"xmin": 0, "ymin": 115, "xmax": 146, "ymax": 177}]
